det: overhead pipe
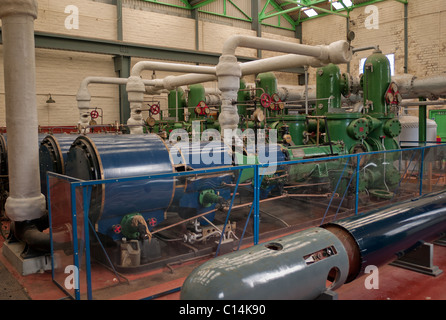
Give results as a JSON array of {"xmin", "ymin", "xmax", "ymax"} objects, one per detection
[
  {"xmin": 0, "ymin": 0, "xmax": 48, "ymax": 252},
  {"xmin": 125, "ymin": 37, "xmax": 352, "ymax": 134},
  {"xmin": 127, "ymin": 62, "xmax": 217, "ymax": 134},
  {"xmin": 217, "ymin": 36, "xmax": 352, "ymax": 135},
  {"xmin": 181, "ymin": 190, "xmax": 446, "ymax": 300},
  {"xmin": 393, "ymin": 73, "xmax": 446, "ymax": 100},
  {"xmin": 76, "ymin": 76, "xmax": 158, "ymax": 129}
]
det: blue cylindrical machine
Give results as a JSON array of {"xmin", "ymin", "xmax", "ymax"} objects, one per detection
[
  {"xmin": 324, "ymin": 190, "xmax": 446, "ymax": 281},
  {"xmin": 65, "ymin": 134, "xmax": 176, "ymax": 240},
  {"xmin": 39, "ymin": 134, "xmax": 79, "ymax": 198},
  {"xmin": 180, "ymin": 190, "xmax": 446, "ymax": 300}
]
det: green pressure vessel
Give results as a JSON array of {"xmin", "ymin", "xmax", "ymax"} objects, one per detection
[
  {"xmin": 362, "ymin": 49, "xmax": 391, "ymax": 116},
  {"xmin": 256, "ymin": 72, "xmax": 277, "ymax": 97},
  {"xmin": 268, "ymin": 114, "xmax": 307, "ymax": 146},
  {"xmin": 316, "ymin": 63, "xmax": 341, "ymax": 116},
  {"xmin": 187, "ymin": 84, "xmax": 206, "ymax": 119},
  {"xmin": 167, "ymin": 88, "xmax": 186, "ymax": 120}
]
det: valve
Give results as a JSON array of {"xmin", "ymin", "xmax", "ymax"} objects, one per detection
[
  {"xmin": 260, "ymin": 93, "xmax": 272, "ymax": 108},
  {"xmin": 90, "ymin": 110, "xmax": 99, "ymax": 119},
  {"xmin": 112, "ymin": 224, "xmax": 122, "ymax": 234},
  {"xmin": 385, "ymin": 82, "xmax": 402, "ymax": 105},
  {"xmin": 270, "ymin": 93, "xmax": 284, "ymax": 111},
  {"xmin": 195, "ymin": 101, "xmax": 210, "ymax": 116},
  {"xmin": 150, "ymin": 103, "xmax": 161, "ymax": 115}
]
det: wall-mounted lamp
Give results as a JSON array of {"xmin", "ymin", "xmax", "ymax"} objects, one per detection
[{"xmin": 46, "ymin": 94, "xmax": 56, "ymax": 104}]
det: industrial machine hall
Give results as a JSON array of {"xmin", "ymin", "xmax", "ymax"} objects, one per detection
[{"xmin": 1, "ymin": 0, "xmax": 446, "ymax": 306}]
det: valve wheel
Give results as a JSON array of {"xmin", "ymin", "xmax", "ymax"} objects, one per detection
[
  {"xmin": 90, "ymin": 110, "xmax": 99, "ymax": 119},
  {"xmin": 148, "ymin": 218, "xmax": 157, "ymax": 227},
  {"xmin": 112, "ymin": 224, "xmax": 122, "ymax": 234},
  {"xmin": 195, "ymin": 106, "xmax": 202, "ymax": 115},
  {"xmin": 260, "ymin": 93, "xmax": 272, "ymax": 108},
  {"xmin": 150, "ymin": 104, "xmax": 160, "ymax": 115}
]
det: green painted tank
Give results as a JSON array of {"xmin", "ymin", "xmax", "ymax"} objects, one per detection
[
  {"xmin": 268, "ymin": 114, "xmax": 307, "ymax": 146},
  {"xmin": 316, "ymin": 63, "xmax": 342, "ymax": 116},
  {"xmin": 256, "ymin": 72, "xmax": 277, "ymax": 97},
  {"xmin": 187, "ymin": 84, "xmax": 206, "ymax": 120},
  {"xmin": 167, "ymin": 88, "xmax": 186, "ymax": 120},
  {"xmin": 362, "ymin": 49, "xmax": 391, "ymax": 116}
]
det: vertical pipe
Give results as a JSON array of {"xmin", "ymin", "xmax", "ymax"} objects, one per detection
[
  {"xmin": 419, "ymin": 97, "xmax": 427, "ymax": 144},
  {"xmin": 0, "ymin": 0, "xmax": 46, "ymax": 222},
  {"xmin": 116, "ymin": 0, "xmax": 123, "ymax": 41},
  {"xmin": 404, "ymin": 2, "xmax": 408, "ymax": 74}
]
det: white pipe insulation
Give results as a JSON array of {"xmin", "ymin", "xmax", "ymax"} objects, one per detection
[
  {"xmin": 393, "ymin": 73, "xmax": 446, "ymax": 100},
  {"xmin": 0, "ymin": 0, "xmax": 46, "ymax": 222},
  {"xmin": 217, "ymin": 36, "xmax": 352, "ymax": 134},
  {"xmin": 126, "ymin": 37, "xmax": 352, "ymax": 134},
  {"xmin": 76, "ymin": 76, "xmax": 157, "ymax": 129},
  {"xmin": 127, "ymin": 62, "xmax": 217, "ymax": 134}
]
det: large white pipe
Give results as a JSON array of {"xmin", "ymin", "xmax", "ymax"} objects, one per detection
[
  {"xmin": 393, "ymin": 73, "xmax": 446, "ymax": 100},
  {"xmin": 0, "ymin": 0, "xmax": 46, "ymax": 222},
  {"xmin": 241, "ymin": 54, "xmax": 333, "ymax": 76},
  {"xmin": 222, "ymin": 36, "xmax": 352, "ymax": 64},
  {"xmin": 217, "ymin": 36, "xmax": 353, "ymax": 135}
]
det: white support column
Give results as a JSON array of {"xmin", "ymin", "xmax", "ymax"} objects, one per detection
[{"xmin": 0, "ymin": 0, "xmax": 46, "ymax": 222}]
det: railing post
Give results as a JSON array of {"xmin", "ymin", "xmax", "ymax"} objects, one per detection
[
  {"xmin": 254, "ymin": 165, "xmax": 260, "ymax": 245},
  {"xmin": 83, "ymin": 185, "xmax": 93, "ymax": 300},
  {"xmin": 355, "ymin": 154, "xmax": 361, "ymax": 215},
  {"xmin": 70, "ymin": 183, "xmax": 80, "ymax": 300},
  {"xmin": 420, "ymin": 147, "xmax": 425, "ymax": 195}
]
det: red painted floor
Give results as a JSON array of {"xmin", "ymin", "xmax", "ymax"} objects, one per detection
[
  {"xmin": 1, "ymin": 236, "xmax": 446, "ymax": 300},
  {"xmin": 336, "ymin": 243, "xmax": 446, "ymax": 300}
]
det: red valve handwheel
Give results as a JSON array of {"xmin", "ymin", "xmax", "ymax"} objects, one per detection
[
  {"xmin": 150, "ymin": 104, "xmax": 161, "ymax": 115},
  {"xmin": 260, "ymin": 93, "xmax": 272, "ymax": 108},
  {"xmin": 90, "ymin": 110, "xmax": 99, "ymax": 119}
]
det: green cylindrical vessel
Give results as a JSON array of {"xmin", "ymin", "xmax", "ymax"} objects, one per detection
[
  {"xmin": 187, "ymin": 84, "xmax": 206, "ymax": 119},
  {"xmin": 167, "ymin": 88, "xmax": 186, "ymax": 120},
  {"xmin": 256, "ymin": 72, "xmax": 277, "ymax": 97},
  {"xmin": 362, "ymin": 49, "xmax": 391, "ymax": 116},
  {"xmin": 268, "ymin": 114, "xmax": 307, "ymax": 145},
  {"xmin": 316, "ymin": 63, "xmax": 342, "ymax": 116}
]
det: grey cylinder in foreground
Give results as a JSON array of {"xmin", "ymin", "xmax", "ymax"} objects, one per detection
[
  {"xmin": 180, "ymin": 228, "xmax": 350, "ymax": 300},
  {"xmin": 0, "ymin": 0, "xmax": 46, "ymax": 222},
  {"xmin": 180, "ymin": 190, "xmax": 446, "ymax": 300}
]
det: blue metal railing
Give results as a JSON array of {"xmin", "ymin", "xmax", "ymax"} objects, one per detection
[{"xmin": 48, "ymin": 142, "xmax": 446, "ymax": 300}]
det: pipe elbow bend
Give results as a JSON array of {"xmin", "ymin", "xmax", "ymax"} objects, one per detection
[{"xmin": 326, "ymin": 40, "xmax": 353, "ymax": 64}]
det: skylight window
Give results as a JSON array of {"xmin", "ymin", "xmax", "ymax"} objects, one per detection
[
  {"xmin": 302, "ymin": 7, "xmax": 318, "ymax": 17},
  {"xmin": 332, "ymin": 2, "xmax": 344, "ymax": 10},
  {"xmin": 330, "ymin": 0, "xmax": 353, "ymax": 10}
]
